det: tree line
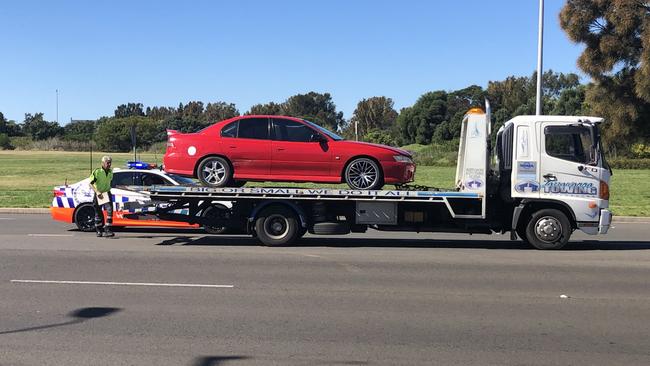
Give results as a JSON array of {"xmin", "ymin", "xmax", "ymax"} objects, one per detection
[{"xmin": 1, "ymin": 1, "xmax": 648, "ymax": 157}]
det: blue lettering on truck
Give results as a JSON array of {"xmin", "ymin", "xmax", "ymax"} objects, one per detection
[{"xmin": 543, "ymin": 182, "xmax": 597, "ymax": 195}]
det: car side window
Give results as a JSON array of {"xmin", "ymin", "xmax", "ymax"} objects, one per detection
[
  {"xmin": 139, "ymin": 173, "xmax": 171, "ymax": 186},
  {"xmin": 237, "ymin": 118, "xmax": 269, "ymax": 140},
  {"xmin": 221, "ymin": 121, "xmax": 238, "ymax": 138},
  {"xmin": 111, "ymin": 172, "xmax": 135, "ymax": 187},
  {"xmin": 545, "ymin": 126, "xmax": 592, "ymax": 164},
  {"xmin": 272, "ymin": 118, "xmax": 315, "ymax": 142}
]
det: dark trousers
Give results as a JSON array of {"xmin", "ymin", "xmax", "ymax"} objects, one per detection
[{"xmin": 93, "ymin": 192, "xmax": 113, "ymax": 230}]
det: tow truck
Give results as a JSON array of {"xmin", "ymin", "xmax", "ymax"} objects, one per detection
[{"xmin": 129, "ymin": 103, "xmax": 612, "ymax": 249}]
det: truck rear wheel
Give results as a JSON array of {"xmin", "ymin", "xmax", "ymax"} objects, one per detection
[
  {"xmin": 255, "ymin": 206, "xmax": 299, "ymax": 246},
  {"xmin": 524, "ymin": 209, "xmax": 572, "ymax": 250}
]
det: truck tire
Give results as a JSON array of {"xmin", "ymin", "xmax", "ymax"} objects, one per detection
[
  {"xmin": 198, "ymin": 156, "xmax": 232, "ymax": 188},
  {"xmin": 74, "ymin": 204, "xmax": 97, "ymax": 232},
  {"xmin": 202, "ymin": 204, "xmax": 229, "ymax": 235},
  {"xmin": 524, "ymin": 209, "xmax": 572, "ymax": 250},
  {"xmin": 310, "ymin": 222, "xmax": 350, "ymax": 235},
  {"xmin": 255, "ymin": 206, "xmax": 299, "ymax": 246}
]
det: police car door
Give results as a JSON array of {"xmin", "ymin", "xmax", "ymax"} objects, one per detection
[{"xmin": 539, "ymin": 122, "xmax": 601, "ymax": 221}]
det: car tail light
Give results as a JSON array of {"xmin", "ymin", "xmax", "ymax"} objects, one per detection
[
  {"xmin": 599, "ymin": 180, "xmax": 609, "ymax": 200},
  {"xmin": 53, "ymin": 190, "xmax": 65, "ymax": 197}
]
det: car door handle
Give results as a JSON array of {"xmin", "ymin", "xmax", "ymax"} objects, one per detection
[
  {"xmin": 228, "ymin": 145, "xmax": 236, "ymax": 149},
  {"xmin": 276, "ymin": 148, "xmax": 285, "ymax": 151},
  {"xmin": 543, "ymin": 174, "xmax": 557, "ymax": 181}
]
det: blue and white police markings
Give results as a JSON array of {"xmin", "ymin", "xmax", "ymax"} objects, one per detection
[
  {"xmin": 72, "ymin": 183, "xmax": 93, "ymax": 206},
  {"xmin": 515, "ymin": 180, "xmax": 540, "ymax": 194},
  {"xmin": 465, "ymin": 179, "xmax": 483, "ymax": 190},
  {"xmin": 543, "ymin": 181, "xmax": 597, "ymax": 195}
]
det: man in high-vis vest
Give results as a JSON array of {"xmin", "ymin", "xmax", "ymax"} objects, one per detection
[{"xmin": 90, "ymin": 155, "xmax": 114, "ymax": 237}]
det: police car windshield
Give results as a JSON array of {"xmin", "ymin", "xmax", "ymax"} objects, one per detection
[{"xmin": 168, "ymin": 174, "xmax": 197, "ymax": 185}]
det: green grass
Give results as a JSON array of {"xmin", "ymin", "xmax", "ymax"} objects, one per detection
[{"xmin": 0, "ymin": 151, "xmax": 648, "ymax": 216}]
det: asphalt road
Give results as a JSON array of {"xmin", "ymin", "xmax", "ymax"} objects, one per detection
[{"xmin": 1, "ymin": 214, "xmax": 649, "ymax": 366}]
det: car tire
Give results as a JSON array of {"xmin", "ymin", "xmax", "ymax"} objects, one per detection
[
  {"xmin": 524, "ymin": 209, "xmax": 572, "ymax": 250},
  {"xmin": 74, "ymin": 204, "xmax": 97, "ymax": 232},
  {"xmin": 255, "ymin": 206, "xmax": 299, "ymax": 246},
  {"xmin": 198, "ymin": 157, "xmax": 232, "ymax": 188},
  {"xmin": 202, "ymin": 204, "xmax": 229, "ymax": 235},
  {"xmin": 344, "ymin": 157, "xmax": 383, "ymax": 190}
]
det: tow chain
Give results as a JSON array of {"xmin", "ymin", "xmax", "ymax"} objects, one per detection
[{"xmin": 393, "ymin": 183, "xmax": 455, "ymax": 192}]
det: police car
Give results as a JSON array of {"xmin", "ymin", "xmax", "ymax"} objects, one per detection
[{"xmin": 50, "ymin": 161, "xmax": 229, "ymax": 233}]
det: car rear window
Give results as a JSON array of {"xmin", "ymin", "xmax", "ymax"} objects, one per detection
[{"xmin": 221, "ymin": 121, "xmax": 238, "ymax": 138}]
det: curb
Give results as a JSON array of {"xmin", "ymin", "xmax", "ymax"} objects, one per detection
[{"xmin": 1, "ymin": 208, "xmax": 649, "ymax": 223}]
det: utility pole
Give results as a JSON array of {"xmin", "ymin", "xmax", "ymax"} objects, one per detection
[
  {"xmin": 535, "ymin": 0, "xmax": 544, "ymax": 116},
  {"xmin": 56, "ymin": 89, "xmax": 59, "ymax": 123}
]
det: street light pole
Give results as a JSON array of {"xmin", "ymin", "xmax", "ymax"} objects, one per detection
[
  {"xmin": 56, "ymin": 89, "xmax": 59, "ymax": 124},
  {"xmin": 535, "ymin": 0, "xmax": 544, "ymax": 116}
]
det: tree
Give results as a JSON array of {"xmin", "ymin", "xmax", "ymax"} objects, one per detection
[
  {"xmin": 64, "ymin": 120, "xmax": 96, "ymax": 142},
  {"xmin": 348, "ymin": 97, "xmax": 398, "ymax": 139},
  {"xmin": 560, "ymin": 0, "xmax": 650, "ymax": 146},
  {"xmin": 247, "ymin": 102, "xmax": 283, "ymax": 115},
  {"xmin": 95, "ymin": 116, "xmax": 159, "ymax": 152},
  {"xmin": 396, "ymin": 91, "xmax": 448, "ymax": 145},
  {"xmin": 146, "ymin": 106, "xmax": 176, "ymax": 121},
  {"xmin": 204, "ymin": 102, "xmax": 239, "ymax": 122},
  {"xmin": 114, "ymin": 103, "xmax": 145, "ymax": 118},
  {"xmin": 551, "ymin": 85, "xmax": 588, "ymax": 116},
  {"xmin": 282, "ymin": 92, "xmax": 345, "ymax": 131},
  {"xmin": 0, "ymin": 112, "xmax": 22, "ymax": 136},
  {"xmin": 22, "ymin": 113, "xmax": 62, "ymax": 140}
]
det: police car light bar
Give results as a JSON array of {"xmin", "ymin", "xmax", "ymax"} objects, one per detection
[{"xmin": 126, "ymin": 161, "xmax": 157, "ymax": 169}]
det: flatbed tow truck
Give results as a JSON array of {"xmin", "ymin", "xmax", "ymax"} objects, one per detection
[{"xmin": 129, "ymin": 103, "xmax": 612, "ymax": 249}]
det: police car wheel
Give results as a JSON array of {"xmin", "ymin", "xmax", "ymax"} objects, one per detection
[{"xmin": 74, "ymin": 204, "xmax": 97, "ymax": 232}]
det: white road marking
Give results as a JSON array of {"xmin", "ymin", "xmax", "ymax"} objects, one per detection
[
  {"xmin": 11, "ymin": 280, "xmax": 234, "ymax": 288},
  {"xmin": 27, "ymin": 234, "xmax": 74, "ymax": 237},
  {"xmin": 0, "ymin": 218, "xmax": 16, "ymax": 220}
]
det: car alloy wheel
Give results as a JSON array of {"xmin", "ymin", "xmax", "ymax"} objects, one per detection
[
  {"xmin": 345, "ymin": 158, "xmax": 382, "ymax": 190},
  {"xmin": 198, "ymin": 157, "xmax": 232, "ymax": 187}
]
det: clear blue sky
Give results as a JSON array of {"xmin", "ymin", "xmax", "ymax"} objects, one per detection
[{"xmin": 0, "ymin": 0, "xmax": 583, "ymax": 124}]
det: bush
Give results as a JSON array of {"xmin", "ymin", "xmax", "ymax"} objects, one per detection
[
  {"xmin": 401, "ymin": 140, "xmax": 459, "ymax": 166},
  {"xmin": 608, "ymin": 158, "xmax": 650, "ymax": 169},
  {"xmin": 630, "ymin": 143, "xmax": 650, "ymax": 159},
  {"xmin": 0, "ymin": 133, "xmax": 14, "ymax": 150},
  {"xmin": 10, "ymin": 136, "xmax": 34, "ymax": 150}
]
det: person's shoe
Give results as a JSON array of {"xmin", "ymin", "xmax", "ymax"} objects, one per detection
[
  {"xmin": 104, "ymin": 228, "xmax": 114, "ymax": 238},
  {"xmin": 96, "ymin": 229, "xmax": 103, "ymax": 237}
]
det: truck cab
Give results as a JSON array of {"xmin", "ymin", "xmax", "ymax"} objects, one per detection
[{"xmin": 493, "ymin": 114, "xmax": 612, "ymax": 248}]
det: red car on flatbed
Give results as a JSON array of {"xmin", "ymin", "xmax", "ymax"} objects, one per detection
[{"xmin": 163, "ymin": 115, "xmax": 415, "ymax": 190}]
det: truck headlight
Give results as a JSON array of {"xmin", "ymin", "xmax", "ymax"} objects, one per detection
[{"xmin": 393, "ymin": 155, "xmax": 413, "ymax": 163}]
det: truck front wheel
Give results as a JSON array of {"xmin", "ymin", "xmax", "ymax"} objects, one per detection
[
  {"xmin": 524, "ymin": 209, "xmax": 572, "ymax": 250},
  {"xmin": 255, "ymin": 206, "xmax": 299, "ymax": 246}
]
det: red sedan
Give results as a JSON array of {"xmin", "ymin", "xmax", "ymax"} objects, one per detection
[{"xmin": 163, "ymin": 115, "xmax": 415, "ymax": 190}]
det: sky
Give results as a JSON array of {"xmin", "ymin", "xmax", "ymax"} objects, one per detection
[{"xmin": 0, "ymin": 0, "xmax": 585, "ymax": 125}]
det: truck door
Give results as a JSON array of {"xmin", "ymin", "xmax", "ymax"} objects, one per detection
[{"xmin": 539, "ymin": 122, "xmax": 602, "ymax": 221}]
